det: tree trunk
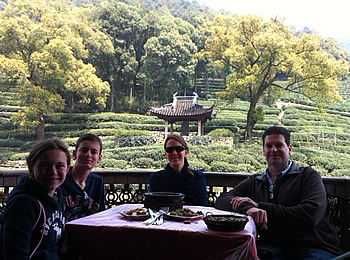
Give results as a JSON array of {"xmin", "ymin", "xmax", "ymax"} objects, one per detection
[
  {"xmin": 245, "ymin": 99, "xmax": 258, "ymax": 141},
  {"xmin": 143, "ymin": 78, "xmax": 146, "ymax": 102},
  {"xmin": 109, "ymin": 80, "xmax": 115, "ymax": 112},
  {"xmin": 129, "ymin": 84, "xmax": 133, "ymax": 99},
  {"xmin": 37, "ymin": 116, "xmax": 45, "ymax": 140},
  {"xmin": 69, "ymin": 96, "xmax": 74, "ymax": 113}
]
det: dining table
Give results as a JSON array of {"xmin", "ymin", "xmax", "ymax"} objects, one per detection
[{"xmin": 64, "ymin": 203, "xmax": 258, "ymax": 260}]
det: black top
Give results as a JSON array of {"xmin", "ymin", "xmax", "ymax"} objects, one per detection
[
  {"xmin": 215, "ymin": 161, "xmax": 341, "ymax": 255},
  {"xmin": 149, "ymin": 163, "xmax": 208, "ymax": 206},
  {"xmin": 0, "ymin": 176, "xmax": 65, "ymax": 259},
  {"xmin": 60, "ymin": 167, "xmax": 105, "ymax": 222}
]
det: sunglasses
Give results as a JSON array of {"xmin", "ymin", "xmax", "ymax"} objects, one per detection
[{"xmin": 165, "ymin": 146, "xmax": 186, "ymax": 153}]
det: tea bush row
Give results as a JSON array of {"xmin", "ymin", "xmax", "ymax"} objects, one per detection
[{"xmin": 207, "ymin": 128, "xmax": 235, "ymax": 137}]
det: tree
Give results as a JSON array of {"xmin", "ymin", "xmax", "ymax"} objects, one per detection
[
  {"xmin": 0, "ymin": 0, "xmax": 112, "ymax": 139},
  {"xmin": 93, "ymin": 1, "xmax": 150, "ymax": 112},
  {"xmin": 201, "ymin": 14, "xmax": 349, "ymax": 140},
  {"xmin": 141, "ymin": 20, "xmax": 197, "ymax": 102}
]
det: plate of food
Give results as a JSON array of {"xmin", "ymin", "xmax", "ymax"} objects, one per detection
[
  {"xmin": 119, "ymin": 207, "xmax": 150, "ymax": 220},
  {"xmin": 164, "ymin": 208, "xmax": 204, "ymax": 222}
]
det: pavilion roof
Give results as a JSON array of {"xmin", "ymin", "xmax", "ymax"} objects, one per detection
[{"xmin": 150, "ymin": 93, "xmax": 214, "ymax": 122}]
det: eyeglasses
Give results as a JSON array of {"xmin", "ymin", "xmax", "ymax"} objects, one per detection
[{"xmin": 165, "ymin": 146, "xmax": 186, "ymax": 153}]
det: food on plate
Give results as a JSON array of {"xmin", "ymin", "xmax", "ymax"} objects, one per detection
[
  {"xmin": 169, "ymin": 208, "xmax": 203, "ymax": 217},
  {"xmin": 124, "ymin": 207, "xmax": 149, "ymax": 216}
]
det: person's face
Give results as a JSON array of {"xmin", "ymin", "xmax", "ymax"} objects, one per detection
[
  {"xmin": 165, "ymin": 139, "xmax": 188, "ymax": 170},
  {"xmin": 73, "ymin": 140, "xmax": 102, "ymax": 170},
  {"xmin": 263, "ymin": 134, "xmax": 292, "ymax": 169},
  {"xmin": 33, "ymin": 149, "xmax": 69, "ymax": 196}
]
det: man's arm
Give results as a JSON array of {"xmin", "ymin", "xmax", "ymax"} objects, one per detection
[
  {"xmin": 215, "ymin": 174, "xmax": 269, "ymax": 229},
  {"xmin": 215, "ymin": 175, "xmax": 257, "ymax": 211}
]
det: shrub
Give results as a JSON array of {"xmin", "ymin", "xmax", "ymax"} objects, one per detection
[
  {"xmin": 0, "ymin": 138, "xmax": 25, "ymax": 147},
  {"xmin": 188, "ymin": 159, "xmax": 210, "ymax": 172},
  {"xmin": 204, "ymin": 126, "xmax": 239, "ymax": 134},
  {"xmin": 98, "ymin": 159, "xmax": 128, "ymax": 169},
  {"xmin": 115, "ymin": 129, "xmax": 150, "ymax": 137},
  {"xmin": 197, "ymin": 151, "xmax": 233, "ymax": 164},
  {"xmin": 8, "ymin": 152, "xmax": 28, "ymax": 161},
  {"xmin": 119, "ymin": 135, "xmax": 157, "ymax": 147},
  {"xmin": 210, "ymin": 161, "xmax": 233, "ymax": 172},
  {"xmin": 189, "ymin": 136, "xmax": 214, "ymax": 146},
  {"xmin": 206, "ymin": 119, "xmax": 238, "ymax": 127},
  {"xmin": 207, "ymin": 128, "xmax": 234, "ymax": 137},
  {"xmin": 329, "ymin": 168, "xmax": 350, "ymax": 177},
  {"xmin": 131, "ymin": 157, "xmax": 158, "ymax": 169},
  {"xmin": 292, "ymin": 133, "xmax": 316, "ymax": 143},
  {"xmin": 290, "ymin": 152, "xmax": 308, "ymax": 165},
  {"xmin": 235, "ymin": 163, "xmax": 257, "ymax": 173}
]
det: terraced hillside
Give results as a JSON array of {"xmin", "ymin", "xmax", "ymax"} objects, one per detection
[{"xmin": 1, "ymin": 93, "xmax": 350, "ymax": 177}]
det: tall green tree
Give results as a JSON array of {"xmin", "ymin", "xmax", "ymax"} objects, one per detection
[
  {"xmin": 141, "ymin": 29, "xmax": 197, "ymax": 101},
  {"xmin": 0, "ymin": 0, "xmax": 112, "ymax": 139},
  {"xmin": 202, "ymin": 14, "xmax": 349, "ymax": 140},
  {"xmin": 93, "ymin": 1, "xmax": 159, "ymax": 112},
  {"xmin": 140, "ymin": 13, "xmax": 197, "ymax": 102}
]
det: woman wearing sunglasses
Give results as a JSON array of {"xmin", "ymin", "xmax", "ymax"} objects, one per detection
[{"xmin": 149, "ymin": 134, "xmax": 208, "ymax": 206}]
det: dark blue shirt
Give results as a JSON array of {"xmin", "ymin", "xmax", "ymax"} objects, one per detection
[{"xmin": 60, "ymin": 167, "xmax": 105, "ymax": 222}]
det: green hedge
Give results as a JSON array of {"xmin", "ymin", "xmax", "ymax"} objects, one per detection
[
  {"xmin": 98, "ymin": 159, "xmax": 128, "ymax": 169},
  {"xmin": 207, "ymin": 128, "xmax": 235, "ymax": 137},
  {"xmin": 119, "ymin": 135, "xmax": 156, "ymax": 147}
]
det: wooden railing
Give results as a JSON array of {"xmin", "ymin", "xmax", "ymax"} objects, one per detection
[
  {"xmin": 1, "ymin": 169, "xmax": 349, "ymax": 249},
  {"xmin": 1, "ymin": 169, "xmax": 349, "ymax": 209}
]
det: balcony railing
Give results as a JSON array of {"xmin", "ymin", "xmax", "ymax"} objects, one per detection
[
  {"xmin": 1, "ymin": 169, "xmax": 349, "ymax": 209},
  {"xmin": 1, "ymin": 169, "xmax": 349, "ymax": 249}
]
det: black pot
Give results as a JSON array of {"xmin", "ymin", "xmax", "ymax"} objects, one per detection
[{"xmin": 143, "ymin": 192, "xmax": 185, "ymax": 211}]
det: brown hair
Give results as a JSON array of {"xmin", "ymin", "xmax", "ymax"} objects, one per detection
[
  {"xmin": 75, "ymin": 133, "xmax": 103, "ymax": 154},
  {"xmin": 164, "ymin": 134, "xmax": 189, "ymax": 151},
  {"xmin": 262, "ymin": 126, "xmax": 291, "ymax": 146},
  {"xmin": 164, "ymin": 134, "xmax": 193, "ymax": 176},
  {"xmin": 26, "ymin": 138, "xmax": 71, "ymax": 176}
]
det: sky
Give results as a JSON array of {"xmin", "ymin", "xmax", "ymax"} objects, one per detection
[{"xmin": 199, "ymin": 0, "xmax": 350, "ymax": 40}]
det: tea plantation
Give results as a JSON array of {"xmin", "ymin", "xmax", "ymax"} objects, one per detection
[{"xmin": 1, "ymin": 87, "xmax": 350, "ymax": 177}]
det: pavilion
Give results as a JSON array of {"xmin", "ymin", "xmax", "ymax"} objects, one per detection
[{"xmin": 150, "ymin": 92, "xmax": 215, "ymax": 136}]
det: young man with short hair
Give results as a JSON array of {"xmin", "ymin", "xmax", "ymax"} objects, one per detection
[
  {"xmin": 215, "ymin": 126, "xmax": 341, "ymax": 259},
  {"xmin": 61, "ymin": 133, "xmax": 105, "ymax": 222}
]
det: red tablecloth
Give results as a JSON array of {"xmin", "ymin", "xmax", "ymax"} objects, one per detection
[{"xmin": 65, "ymin": 204, "xmax": 258, "ymax": 260}]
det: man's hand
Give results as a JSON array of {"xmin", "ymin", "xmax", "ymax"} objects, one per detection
[
  {"xmin": 246, "ymin": 208, "xmax": 268, "ymax": 230},
  {"xmin": 230, "ymin": 196, "xmax": 259, "ymax": 209}
]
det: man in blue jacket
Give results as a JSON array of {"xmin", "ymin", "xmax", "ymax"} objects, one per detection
[{"xmin": 215, "ymin": 126, "xmax": 341, "ymax": 259}]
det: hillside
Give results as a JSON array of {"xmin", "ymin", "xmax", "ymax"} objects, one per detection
[{"xmin": 1, "ymin": 93, "xmax": 350, "ymax": 177}]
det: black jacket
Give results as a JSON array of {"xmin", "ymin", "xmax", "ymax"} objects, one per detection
[
  {"xmin": 215, "ymin": 161, "xmax": 341, "ymax": 255},
  {"xmin": 149, "ymin": 163, "xmax": 208, "ymax": 206},
  {"xmin": 0, "ymin": 176, "xmax": 65, "ymax": 259}
]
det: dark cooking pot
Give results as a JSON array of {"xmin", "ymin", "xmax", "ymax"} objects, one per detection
[{"xmin": 143, "ymin": 192, "xmax": 184, "ymax": 211}]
